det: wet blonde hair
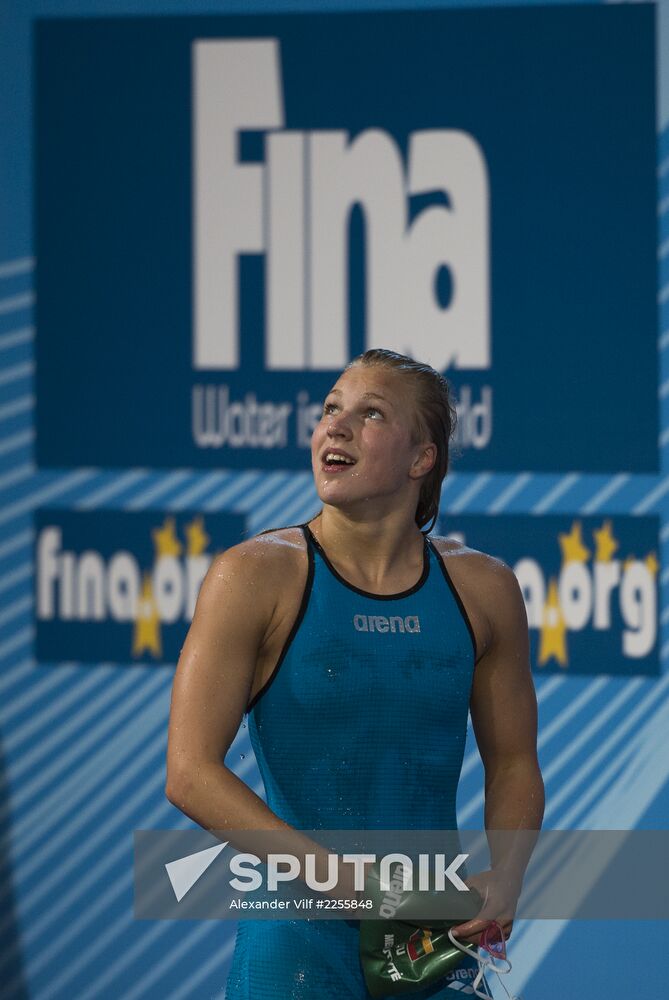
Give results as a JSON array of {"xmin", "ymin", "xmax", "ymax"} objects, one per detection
[{"xmin": 347, "ymin": 349, "xmax": 459, "ymax": 533}]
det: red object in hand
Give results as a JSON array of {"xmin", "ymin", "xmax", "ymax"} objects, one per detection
[{"xmin": 480, "ymin": 921, "xmax": 506, "ymax": 960}]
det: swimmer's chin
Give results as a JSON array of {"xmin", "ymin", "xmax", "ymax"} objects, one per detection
[{"xmin": 314, "ymin": 491, "xmax": 378, "ymax": 513}]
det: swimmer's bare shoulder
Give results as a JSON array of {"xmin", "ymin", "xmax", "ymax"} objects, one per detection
[
  {"xmin": 196, "ymin": 524, "xmax": 307, "ymax": 671},
  {"xmin": 429, "ymin": 534, "xmax": 523, "ymax": 663},
  {"xmin": 166, "ymin": 527, "xmax": 307, "ymax": 779}
]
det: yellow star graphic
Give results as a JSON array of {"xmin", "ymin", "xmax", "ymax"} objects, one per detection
[
  {"xmin": 645, "ymin": 551, "xmax": 659, "ymax": 576},
  {"xmin": 558, "ymin": 520, "xmax": 590, "ymax": 565},
  {"xmin": 153, "ymin": 516, "xmax": 182, "ymax": 558},
  {"xmin": 132, "ymin": 572, "xmax": 162, "ymax": 659},
  {"xmin": 538, "ymin": 578, "xmax": 568, "ymax": 668},
  {"xmin": 593, "ymin": 519, "xmax": 618, "ymax": 563},
  {"xmin": 185, "ymin": 515, "xmax": 210, "ymax": 557}
]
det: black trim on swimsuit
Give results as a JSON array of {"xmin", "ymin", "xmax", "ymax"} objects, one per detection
[
  {"xmin": 427, "ymin": 538, "xmax": 479, "ymax": 665},
  {"xmin": 245, "ymin": 525, "xmax": 315, "ymax": 714},
  {"xmin": 303, "ymin": 522, "xmax": 430, "ymax": 601}
]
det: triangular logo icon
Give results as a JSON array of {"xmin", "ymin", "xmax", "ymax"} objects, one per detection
[{"xmin": 165, "ymin": 842, "xmax": 228, "ymax": 901}]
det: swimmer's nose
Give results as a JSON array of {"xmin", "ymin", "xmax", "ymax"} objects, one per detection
[{"xmin": 326, "ymin": 413, "xmax": 353, "ymax": 439}]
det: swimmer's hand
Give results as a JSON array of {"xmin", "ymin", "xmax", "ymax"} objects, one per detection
[{"xmin": 449, "ymin": 868, "xmax": 521, "ymax": 946}]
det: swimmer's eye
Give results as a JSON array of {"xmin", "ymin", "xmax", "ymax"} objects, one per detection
[{"xmin": 321, "ymin": 401, "xmax": 384, "ymax": 418}]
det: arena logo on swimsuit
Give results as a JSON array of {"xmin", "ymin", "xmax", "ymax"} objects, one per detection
[
  {"xmin": 353, "ymin": 614, "xmax": 421, "ymax": 634},
  {"xmin": 191, "ymin": 39, "xmax": 490, "ymax": 375}
]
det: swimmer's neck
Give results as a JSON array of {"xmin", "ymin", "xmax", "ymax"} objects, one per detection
[{"xmin": 309, "ymin": 507, "xmax": 426, "ymax": 577}]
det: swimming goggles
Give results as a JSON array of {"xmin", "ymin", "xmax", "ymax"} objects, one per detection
[{"xmin": 447, "ymin": 921, "xmax": 522, "ymax": 1000}]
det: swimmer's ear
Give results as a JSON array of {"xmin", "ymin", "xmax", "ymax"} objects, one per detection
[{"xmin": 409, "ymin": 442, "xmax": 437, "ymax": 479}]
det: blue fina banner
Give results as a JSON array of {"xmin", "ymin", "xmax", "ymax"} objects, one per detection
[
  {"xmin": 34, "ymin": 506, "xmax": 658, "ymax": 675},
  {"xmin": 35, "ymin": 5, "xmax": 656, "ymax": 473},
  {"xmin": 34, "ymin": 509, "xmax": 246, "ymax": 664},
  {"xmin": 436, "ymin": 513, "xmax": 660, "ymax": 676}
]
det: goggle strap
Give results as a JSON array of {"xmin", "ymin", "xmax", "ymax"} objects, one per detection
[{"xmin": 447, "ymin": 929, "xmax": 521, "ymax": 1000}]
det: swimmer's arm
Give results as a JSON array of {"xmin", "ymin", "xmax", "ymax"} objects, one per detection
[
  {"xmin": 469, "ymin": 558, "xmax": 544, "ymax": 876},
  {"xmin": 165, "ymin": 541, "xmax": 350, "ymax": 896},
  {"xmin": 451, "ymin": 557, "xmax": 544, "ymax": 943},
  {"xmin": 165, "ymin": 540, "xmax": 277, "ymax": 827},
  {"xmin": 451, "ymin": 559, "xmax": 544, "ymax": 942}
]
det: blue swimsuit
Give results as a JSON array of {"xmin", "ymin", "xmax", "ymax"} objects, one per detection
[{"xmin": 225, "ymin": 523, "xmax": 483, "ymax": 999}]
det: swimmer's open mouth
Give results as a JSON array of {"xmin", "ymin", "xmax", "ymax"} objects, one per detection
[{"xmin": 322, "ymin": 449, "xmax": 357, "ymax": 471}]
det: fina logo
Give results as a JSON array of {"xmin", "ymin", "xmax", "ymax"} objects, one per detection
[
  {"xmin": 192, "ymin": 39, "xmax": 490, "ymax": 373},
  {"xmin": 36, "ymin": 516, "xmax": 214, "ymax": 659},
  {"xmin": 514, "ymin": 519, "xmax": 657, "ymax": 663}
]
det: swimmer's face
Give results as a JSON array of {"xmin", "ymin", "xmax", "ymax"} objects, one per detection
[{"xmin": 311, "ymin": 366, "xmax": 434, "ymax": 515}]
